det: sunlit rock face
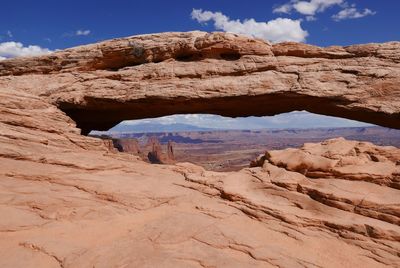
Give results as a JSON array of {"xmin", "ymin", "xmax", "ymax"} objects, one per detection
[
  {"xmin": 0, "ymin": 32, "xmax": 399, "ymax": 267},
  {"xmin": 1, "ymin": 31, "xmax": 399, "ymax": 134}
]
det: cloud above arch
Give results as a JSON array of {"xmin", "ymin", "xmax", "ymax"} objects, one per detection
[{"xmin": 191, "ymin": 9, "xmax": 308, "ymax": 43}]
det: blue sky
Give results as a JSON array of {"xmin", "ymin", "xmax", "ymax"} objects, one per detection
[
  {"xmin": 1, "ymin": 0, "xmax": 398, "ymax": 51},
  {"xmin": 1, "ymin": 0, "xmax": 397, "ymax": 129}
]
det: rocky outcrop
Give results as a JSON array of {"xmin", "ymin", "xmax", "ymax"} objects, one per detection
[
  {"xmin": 145, "ymin": 136, "xmax": 175, "ymax": 164},
  {"xmin": 254, "ymin": 137, "xmax": 400, "ymax": 189},
  {"xmin": 251, "ymin": 138, "xmax": 400, "ymax": 225},
  {"xmin": 103, "ymin": 138, "xmax": 119, "ymax": 153},
  {"xmin": 167, "ymin": 140, "xmax": 175, "ymax": 161},
  {"xmin": 102, "ymin": 136, "xmax": 175, "ymax": 164},
  {"xmin": 0, "ymin": 32, "xmax": 399, "ymax": 134},
  {"xmin": 112, "ymin": 138, "xmax": 140, "ymax": 155},
  {"xmin": 0, "ymin": 32, "xmax": 399, "ymax": 267}
]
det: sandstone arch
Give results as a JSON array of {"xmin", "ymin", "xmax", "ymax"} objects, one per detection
[
  {"xmin": 1, "ymin": 32, "xmax": 400, "ymax": 267},
  {"xmin": 1, "ymin": 31, "xmax": 399, "ymax": 134}
]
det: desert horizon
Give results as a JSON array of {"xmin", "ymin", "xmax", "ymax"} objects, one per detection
[{"xmin": 92, "ymin": 125, "xmax": 400, "ymax": 171}]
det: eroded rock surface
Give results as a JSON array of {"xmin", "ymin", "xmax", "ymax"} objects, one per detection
[
  {"xmin": 269, "ymin": 138, "xmax": 399, "ymax": 187},
  {"xmin": 0, "ymin": 32, "xmax": 399, "ymax": 267},
  {"xmin": 0, "ymin": 31, "xmax": 399, "ymax": 133},
  {"xmin": 112, "ymin": 138, "xmax": 141, "ymax": 155},
  {"xmin": 145, "ymin": 136, "xmax": 175, "ymax": 164}
]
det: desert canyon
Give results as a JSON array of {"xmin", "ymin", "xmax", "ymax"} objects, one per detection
[
  {"xmin": 102, "ymin": 127, "xmax": 400, "ymax": 171},
  {"xmin": 0, "ymin": 31, "xmax": 399, "ymax": 267}
]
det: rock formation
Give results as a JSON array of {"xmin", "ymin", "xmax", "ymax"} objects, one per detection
[
  {"xmin": 101, "ymin": 136, "xmax": 174, "ymax": 164},
  {"xmin": 253, "ymin": 137, "xmax": 400, "ymax": 189},
  {"xmin": 167, "ymin": 140, "xmax": 175, "ymax": 161},
  {"xmin": 102, "ymin": 138, "xmax": 119, "ymax": 153},
  {"xmin": 146, "ymin": 136, "xmax": 164, "ymax": 164},
  {"xmin": 0, "ymin": 32, "xmax": 399, "ymax": 267},
  {"xmin": 112, "ymin": 138, "xmax": 140, "ymax": 155},
  {"xmin": 145, "ymin": 136, "xmax": 175, "ymax": 164},
  {"xmin": 0, "ymin": 31, "xmax": 399, "ymax": 134}
]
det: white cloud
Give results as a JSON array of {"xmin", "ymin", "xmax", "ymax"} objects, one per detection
[
  {"xmin": 115, "ymin": 111, "xmax": 371, "ymax": 130},
  {"xmin": 295, "ymin": 0, "xmax": 343, "ymax": 15},
  {"xmin": 332, "ymin": 7, "xmax": 376, "ymax": 21},
  {"xmin": 6, "ymin": 30, "xmax": 13, "ymax": 38},
  {"xmin": 63, "ymin": 29, "xmax": 91, "ymax": 38},
  {"xmin": 273, "ymin": 0, "xmax": 375, "ymax": 21},
  {"xmin": 0, "ymin": 41, "xmax": 52, "ymax": 60},
  {"xmin": 274, "ymin": 0, "xmax": 344, "ymax": 16},
  {"xmin": 305, "ymin": 16, "xmax": 317, "ymax": 21},
  {"xmin": 273, "ymin": 4, "xmax": 293, "ymax": 14},
  {"xmin": 75, "ymin": 29, "xmax": 90, "ymax": 36},
  {"xmin": 191, "ymin": 9, "xmax": 308, "ymax": 43}
]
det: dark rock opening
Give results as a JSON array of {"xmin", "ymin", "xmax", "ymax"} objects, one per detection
[
  {"xmin": 58, "ymin": 92, "xmax": 400, "ymax": 136},
  {"xmin": 175, "ymin": 53, "xmax": 203, "ymax": 62},
  {"xmin": 220, "ymin": 52, "xmax": 241, "ymax": 61}
]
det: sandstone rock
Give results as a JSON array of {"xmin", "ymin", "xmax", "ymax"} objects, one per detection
[
  {"xmin": 146, "ymin": 136, "xmax": 164, "ymax": 164},
  {"xmin": 0, "ymin": 32, "xmax": 399, "ymax": 134},
  {"xmin": 145, "ymin": 136, "xmax": 175, "ymax": 164},
  {"xmin": 103, "ymin": 139, "xmax": 119, "ymax": 153},
  {"xmin": 0, "ymin": 32, "xmax": 399, "ymax": 267},
  {"xmin": 167, "ymin": 140, "xmax": 175, "ymax": 161},
  {"xmin": 255, "ymin": 137, "xmax": 400, "ymax": 188},
  {"xmin": 112, "ymin": 138, "xmax": 140, "ymax": 155}
]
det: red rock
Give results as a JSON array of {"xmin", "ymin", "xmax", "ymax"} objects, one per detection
[
  {"xmin": 259, "ymin": 137, "xmax": 400, "ymax": 188},
  {"xmin": 0, "ymin": 32, "xmax": 399, "ymax": 267},
  {"xmin": 167, "ymin": 140, "xmax": 175, "ymax": 161},
  {"xmin": 146, "ymin": 136, "xmax": 164, "ymax": 164},
  {"xmin": 112, "ymin": 138, "xmax": 140, "ymax": 155},
  {"xmin": 145, "ymin": 136, "xmax": 175, "ymax": 164},
  {"xmin": 0, "ymin": 32, "xmax": 399, "ymax": 134}
]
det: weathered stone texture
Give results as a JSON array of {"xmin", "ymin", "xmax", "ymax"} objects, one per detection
[{"xmin": 0, "ymin": 32, "xmax": 399, "ymax": 267}]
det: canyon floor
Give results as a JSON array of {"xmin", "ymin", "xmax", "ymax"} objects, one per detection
[{"xmin": 107, "ymin": 126, "xmax": 400, "ymax": 171}]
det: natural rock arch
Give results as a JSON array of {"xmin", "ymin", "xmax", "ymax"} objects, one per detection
[
  {"xmin": 1, "ymin": 31, "xmax": 399, "ymax": 134},
  {"xmin": 1, "ymin": 32, "xmax": 400, "ymax": 267}
]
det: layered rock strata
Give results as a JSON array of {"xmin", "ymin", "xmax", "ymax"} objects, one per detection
[{"xmin": 0, "ymin": 31, "xmax": 399, "ymax": 134}]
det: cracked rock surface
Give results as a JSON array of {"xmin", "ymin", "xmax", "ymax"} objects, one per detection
[{"xmin": 0, "ymin": 32, "xmax": 399, "ymax": 267}]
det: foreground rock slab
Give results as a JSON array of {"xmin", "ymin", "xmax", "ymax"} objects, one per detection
[{"xmin": 0, "ymin": 32, "xmax": 399, "ymax": 267}]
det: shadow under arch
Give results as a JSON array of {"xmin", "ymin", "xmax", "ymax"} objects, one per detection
[{"xmin": 59, "ymin": 93, "xmax": 400, "ymax": 135}]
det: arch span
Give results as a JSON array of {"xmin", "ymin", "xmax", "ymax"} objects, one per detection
[
  {"xmin": 1, "ymin": 32, "xmax": 399, "ymax": 134},
  {"xmin": 60, "ymin": 93, "xmax": 393, "ymax": 135}
]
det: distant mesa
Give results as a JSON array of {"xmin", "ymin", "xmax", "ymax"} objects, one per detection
[
  {"xmin": 104, "ymin": 126, "xmax": 400, "ymax": 172},
  {"xmin": 108, "ymin": 122, "xmax": 213, "ymax": 133}
]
